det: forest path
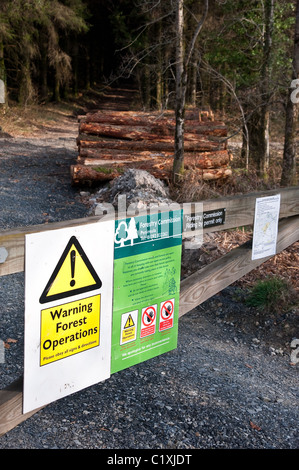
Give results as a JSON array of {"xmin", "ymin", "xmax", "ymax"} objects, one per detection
[
  {"xmin": 0, "ymin": 85, "xmax": 140, "ymax": 228},
  {"xmin": 0, "ymin": 107, "xmax": 87, "ymax": 230}
]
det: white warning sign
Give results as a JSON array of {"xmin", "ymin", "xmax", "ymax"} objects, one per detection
[{"xmin": 23, "ymin": 220, "xmax": 114, "ymax": 413}]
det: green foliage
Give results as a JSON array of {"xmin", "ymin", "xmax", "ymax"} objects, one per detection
[
  {"xmin": 0, "ymin": 0, "xmax": 89, "ymax": 104},
  {"xmin": 245, "ymin": 276, "xmax": 297, "ymax": 314},
  {"xmin": 204, "ymin": 0, "xmax": 294, "ymax": 90},
  {"xmin": 0, "ymin": 0, "xmax": 296, "ymax": 113}
]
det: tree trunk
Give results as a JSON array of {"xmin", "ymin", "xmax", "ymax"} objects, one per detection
[
  {"xmin": 173, "ymin": 0, "xmax": 185, "ymax": 181},
  {"xmin": 39, "ymin": 36, "xmax": 49, "ymax": 102},
  {"xmin": 72, "ymin": 38, "xmax": 79, "ymax": 97},
  {"xmin": 81, "ymin": 110, "xmax": 226, "ymax": 129},
  {"xmin": 248, "ymin": 107, "xmax": 270, "ymax": 175},
  {"xmin": 248, "ymin": 0, "xmax": 274, "ymax": 177},
  {"xmin": 78, "ymin": 148, "xmax": 229, "ymax": 168},
  {"xmin": 79, "ymin": 118, "xmax": 226, "ymax": 133},
  {"xmin": 281, "ymin": 0, "xmax": 299, "ymax": 186},
  {"xmin": 53, "ymin": 72, "xmax": 61, "ymax": 102},
  {"xmin": 189, "ymin": 48, "xmax": 200, "ymax": 107},
  {"xmin": 71, "ymin": 163, "xmax": 231, "ymax": 185},
  {"xmin": 173, "ymin": 0, "xmax": 209, "ymax": 183},
  {"xmin": 78, "ymin": 138, "xmax": 226, "ymax": 153},
  {"xmin": 18, "ymin": 57, "xmax": 34, "ymax": 106},
  {"xmin": 0, "ymin": 41, "xmax": 6, "ymax": 104},
  {"xmin": 155, "ymin": 20, "xmax": 163, "ymax": 109}
]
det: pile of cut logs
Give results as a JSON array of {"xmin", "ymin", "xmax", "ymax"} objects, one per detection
[{"xmin": 71, "ymin": 109, "xmax": 232, "ymax": 185}]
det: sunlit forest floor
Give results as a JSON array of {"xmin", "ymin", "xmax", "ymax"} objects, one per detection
[{"xmin": 0, "ymin": 87, "xmax": 104, "ymax": 138}]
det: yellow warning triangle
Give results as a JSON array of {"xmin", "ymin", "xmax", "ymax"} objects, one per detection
[
  {"xmin": 40, "ymin": 236, "xmax": 102, "ymax": 304},
  {"xmin": 124, "ymin": 314, "xmax": 135, "ymax": 329}
]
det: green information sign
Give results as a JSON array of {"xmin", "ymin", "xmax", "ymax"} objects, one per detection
[{"xmin": 111, "ymin": 209, "xmax": 183, "ymax": 374}]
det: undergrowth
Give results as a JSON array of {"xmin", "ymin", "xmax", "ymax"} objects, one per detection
[
  {"xmin": 245, "ymin": 276, "xmax": 298, "ymax": 314},
  {"xmin": 170, "ymin": 164, "xmax": 282, "ymax": 203}
]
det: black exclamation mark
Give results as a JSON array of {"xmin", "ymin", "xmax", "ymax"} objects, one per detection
[{"xmin": 70, "ymin": 250, "xmax": 76, "ymax": 287}]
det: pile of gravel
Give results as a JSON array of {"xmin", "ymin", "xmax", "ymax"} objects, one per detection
[{"xmin": 88, "ymin": 169, "xmax": 173, "ymax": 215}]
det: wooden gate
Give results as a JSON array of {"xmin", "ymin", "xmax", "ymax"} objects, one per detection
[{"xmin": 0, "ymin": 186, "xmax": 298, "ymax": 436}]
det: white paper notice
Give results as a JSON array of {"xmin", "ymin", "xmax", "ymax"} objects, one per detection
[{"xmin": 252, "ymin": 194, "xmax": 281, "ymax": 260}]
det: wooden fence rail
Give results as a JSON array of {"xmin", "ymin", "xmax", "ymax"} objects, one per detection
[{"xmin": 0, "ymin": 186, "xmax": 299, "ymax": 436}]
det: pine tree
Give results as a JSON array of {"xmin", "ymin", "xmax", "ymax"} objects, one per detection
[
  {"xmin": 0, "ymin": 0, "xmax": 88, "ymax": 105},
  {"xmin": 281, "ymin": 0, "xmax": 299, "ymax": 186}
]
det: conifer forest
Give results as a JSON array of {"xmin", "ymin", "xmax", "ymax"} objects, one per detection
[{"xmin": 0, "ymin": 0, "xmax": 298, "ymax": 186}]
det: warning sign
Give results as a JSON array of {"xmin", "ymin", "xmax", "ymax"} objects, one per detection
[
  {"xmin": 120, "ymin": 310, "xmax": 138, "ymax": 345},
  {"xmin": 23, "ymin": 221, "xmax": 114, "ymax": 414},
  {"xmin": 40, "ymin": 294, "xmax": 100, "ymax": 366},
  {"xmin": 159, "ymin": 299, "xmax": 174, "ymax": 331},
  {"xmin": 140, "ymin": 304, "xmax": 157, "ymax": 338},
  {"xmin": 40, "ymin": 236, "xmax": 102, "ymax": 304}
]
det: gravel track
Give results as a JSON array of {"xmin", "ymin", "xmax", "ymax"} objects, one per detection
[{"xmin": 0, "ymin": 121, "xmax": 298, "ymax": 452}]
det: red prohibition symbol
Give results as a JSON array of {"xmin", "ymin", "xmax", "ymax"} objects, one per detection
[
  {"xmin": 161, "ymin": 300, "xmax": 174, "ymax": 320},
  {"xmin": 142, "ymin": 306, "xmax": 156, "ymax": 326}
]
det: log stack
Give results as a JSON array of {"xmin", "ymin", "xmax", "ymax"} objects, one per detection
[{"xmin": 71, "ymin": 109, "xmax": 232, "ymax": 185}]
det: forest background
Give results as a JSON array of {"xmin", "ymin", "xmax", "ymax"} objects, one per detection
[{"xmin": 0, "ymin": 0, "xmax": 298, "ymax": 188}]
